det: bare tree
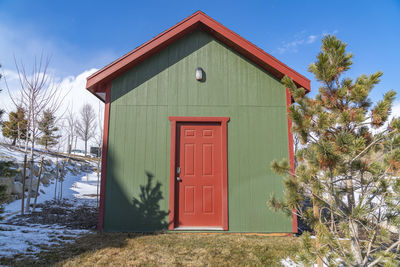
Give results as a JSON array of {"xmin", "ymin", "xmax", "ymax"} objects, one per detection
[
  {"xmin": 76, "ymin": 103, "xmax": 96, "ymax": 156},
  {"xmin": 65, "ymin": 107, "xmax": 77, "ymax": 154},
  {"xmin": 93, "ymin": 101, "xmax": 104, "ymax": 153},
  {"xmin": 7, "ymin": 54, "xmax": 67, "ymax": 212}
]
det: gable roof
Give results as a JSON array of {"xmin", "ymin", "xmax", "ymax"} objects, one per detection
[{"xmin": 86, "ymin": 11, "xmax": 310, "ymax": 101}]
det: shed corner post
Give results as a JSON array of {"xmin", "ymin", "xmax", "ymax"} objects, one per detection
[{"xmin": 98, "ymin": 82, "xmax": 112, "ymax": 232}]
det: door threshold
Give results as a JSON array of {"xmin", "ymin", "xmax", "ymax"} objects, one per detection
[{"xmin": 174, "ymin": 226, "xmax": 224, "ymax": 231}]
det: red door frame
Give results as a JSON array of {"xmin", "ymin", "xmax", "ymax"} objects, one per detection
[{"xmin": 168, "ymin": 116, "xmax": 229, "ymax": 230}]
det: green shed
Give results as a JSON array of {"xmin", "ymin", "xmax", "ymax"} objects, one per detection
[{"xmin": 86, "ymin": 11, "xmax": 310, "ymax": 233}]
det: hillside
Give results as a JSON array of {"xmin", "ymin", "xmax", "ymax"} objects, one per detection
[{"xmin": 0, "ymin": 144, "xmax": 99, "ymax": 261}]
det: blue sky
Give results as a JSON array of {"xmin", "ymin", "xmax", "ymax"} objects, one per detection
[{"xmin": 0, "ymin": 0, "xmax": 399, "ymax": 102}]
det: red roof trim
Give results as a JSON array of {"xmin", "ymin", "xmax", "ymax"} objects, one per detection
[{"xmin": 86, "ymin": 11, "xmax": 310, "ymax": 98}]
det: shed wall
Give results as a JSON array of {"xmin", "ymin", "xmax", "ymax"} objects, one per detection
[{"xmin": 104, "ymin": 30, "xmax": 291, "ymax": 232}]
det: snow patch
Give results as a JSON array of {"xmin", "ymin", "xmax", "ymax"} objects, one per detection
[
  {"xmin": 0, "ymin": 223, "xmax": 91, "ymax": 258},
  {"xmin": 281, "ymin": 257, "xmax": 300, "ymax": 266},
  {"xmin": 0, "ymin": 145, "xmax": 99, "ymax": 259}
]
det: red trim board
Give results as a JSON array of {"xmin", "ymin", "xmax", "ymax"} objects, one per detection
[
  {"xmin": 168, "ymin": 117, "xmax": 229, "ymax": 230},
  {"xmin": 286, "ymin": 88, "xmax": 298, "ymax": 233},
  {"xmin": 86, "ymin": 11, "xmax": 310, "ymax": 98},
  {"xmin": 97, "ymin": 82, "xmax": 111, "ymax": 231}
]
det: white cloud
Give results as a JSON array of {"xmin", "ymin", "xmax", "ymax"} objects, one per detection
[
  {"xmin": 276, "ymin": 30, "xmax": 338, "ymax": 54},
  {"xmin": 322, "ymin": 30, "xmax": 339, "ymax": 37},
  {"xmin": 276, "ymin": 39, "xmax": 305, "ymax": 54},
  {"xmin": 306, "ymin": 35, "xmax": 317, "ymax": 44},
  {"xmin": 57, "ymin": 68, "xmax": 102, "ymax": 116},
  {"xmin": 390, "ymin": 102, "xmax": 400, "ymax": 120}
]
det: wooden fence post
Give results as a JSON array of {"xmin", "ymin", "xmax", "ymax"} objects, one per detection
[
  {"xmin": 21, "ymin": 154, "xmax": 27, "ymax": 215},
  {"xmin": 32, "ymin": 157, "xmax": 44, "ymax": 212},
  {"xmin": 59, "ymin": 159, "xmax": 66, "ymax": 200},
  {"xmin": 97, "ymin": 157, "xmax": 100, "ymax": 207},
  {"xmin": 54, "ymin": 162, "xmax": 58, "ymax": 201}
]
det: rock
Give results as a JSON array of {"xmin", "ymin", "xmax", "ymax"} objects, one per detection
[
  {"xmin": 60, "ymin": 169, "xmax": 68, "ymax": 177},
  {"xmin": 40, "ymin": 173, "xmax": 51, "ymax": 185},
  {"xmin": 14, "ymin": 172, "xmax": 23, "ymax": 182},
  {"xmin": 48, "ymin": 168, "xmax": 57, "ymax": 176},
  {"xmin": 24, "ymin": 177, "xmax": 38, "ymax": 191},
  {"xmin": 70, "ymin": 168, "xmax": 78, "ymax": 176},
  {"xmin": 43, "ymin": 163, "xmax": 55, "ymax": 173},
  {"xmin": 44, "ymin": 159, "xmax": 53, "ymax": 166},
  {"xmin": 24, "ymin": 168, "xmax": 31, "ymax": 179},
  {"xmin": 9, "ymin": 194, "xmax": 19, "ymax": 201},
  {"xmin": 30, "ymin": 164, "xmax": 40, "ymax": 176},
  {"xmin": 42, "ymin": 171, "xmax": 51, "ymax": 177},
  {"xmin": 0, "ymin": 176, "xmax": 14, "ymax": 194},
  {"xmin": 66, "ymin": 165, "xmax": 74, "ymax": 172},
  {"xmin": 12, "ymin": 181, "xmax": 23, "ymax": 196}
]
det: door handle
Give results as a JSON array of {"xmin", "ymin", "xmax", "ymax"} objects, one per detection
[{"xmin": 176, "ymin": 177, "xmax": 182, "ymax": 182}]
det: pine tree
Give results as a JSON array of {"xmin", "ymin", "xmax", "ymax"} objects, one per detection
[
  {"xmin": 2, "ymin": 107, "xmax": 28, "ymax": 146},
  {"xmin": 270, "ymin": 35, "xmax": 400, "ymax": 266},
  {"xmin": 37, "ymin": 109, "xmax": 60, "ymax": 150}
]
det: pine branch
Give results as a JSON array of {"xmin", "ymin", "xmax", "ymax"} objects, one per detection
[
  {"xmin": 367, "ymin": 240, "xmax": 400, "ymax": 267},
  {"xmin": 350, "ymin": 131, "xmax": 390, "ymax": 164}
]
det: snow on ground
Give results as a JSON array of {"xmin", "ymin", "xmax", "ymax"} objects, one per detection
[
  {"xmin": 0, "ymin": 145, "xmax": 28, "ymax": 162},
  {"xmin": 0, "ymin": 144, "xmax": 99, "ymax": 259},
  {"xmin": 71, "ymin": 172, "xmax": 100, "ymax": 199},
  {"xmin": 1, "ymin": 143, "xmax": 99, "ymax": 217},
  {"xmin": 0, "ymin": 224, "xmax": 89, "ymax": 258},
  {"xmin": 2, "ymin": 168, "xmax": 98, "ymax": 217},
  {"xmin": 281, "ymin": 257, "xmax": 300, "ymax": 267}
]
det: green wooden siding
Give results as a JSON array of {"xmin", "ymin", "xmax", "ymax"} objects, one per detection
[{"xmin": 104, "ymin": 30, "xmax": 291, "ymax": 232}]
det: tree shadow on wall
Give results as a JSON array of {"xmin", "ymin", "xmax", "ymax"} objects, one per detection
[{"xmin": 132, "ymin": 172, "xmax": 169, "ymax": 230}]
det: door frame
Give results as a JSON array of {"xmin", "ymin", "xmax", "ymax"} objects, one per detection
[{"xmin": 168, "ymin": 116, "xmax": 229, "ymax": 230}]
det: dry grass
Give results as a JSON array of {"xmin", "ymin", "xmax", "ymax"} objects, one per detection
[{"xmin": 3, "ymin": 232, "xmax": 300, "ymax": 266}]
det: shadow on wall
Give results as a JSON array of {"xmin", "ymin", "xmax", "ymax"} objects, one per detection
[
  {"xmin": 104, "ymin": 147, "xmax": 171, "ymax": 232},
  {"xmin": 131, "ymin": 172, "xmax": 169, "ymax": 230}
]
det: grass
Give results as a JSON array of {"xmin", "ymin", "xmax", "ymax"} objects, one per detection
[{"xmin": 2, "ymin": 232, "xmax": 300, "ymax": 266}]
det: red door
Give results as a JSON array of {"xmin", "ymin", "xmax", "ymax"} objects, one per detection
[{"xmin": 175, "ymin": 122, "xmax": 223, "ymax": 228}]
